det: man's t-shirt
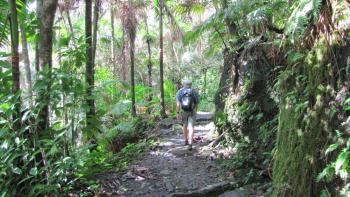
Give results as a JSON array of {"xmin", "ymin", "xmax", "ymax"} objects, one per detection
[{"xmin": 176, "ymin": 88, "xmax": 200, "ymax": 105}]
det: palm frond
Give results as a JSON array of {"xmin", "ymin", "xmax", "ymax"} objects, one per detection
[
  {"xmin": 0, "ymin": 0, "xmax": 10, "ymax": 47},
  {"xmin": 173, "ymin": 1, "xmax": 206, "ymax": 19},
  {"xmin": 163, "ymin": 2, "xmax": 183, "ymax": 40},
  {"xmin": 183, "ymin": 8, "xmax": 225, "ymax": 45}
]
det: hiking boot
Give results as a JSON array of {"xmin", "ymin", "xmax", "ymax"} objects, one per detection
[
  {"xmin": 184, "ymin": 140, "xmax": 189, "ymax": 146},
  {"xmin": 188, "ymin": 144, "xmax": 192, "ymax": 151}
]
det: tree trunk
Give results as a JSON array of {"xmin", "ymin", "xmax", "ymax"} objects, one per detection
[
  {"xmin": 130, "ymin": 38, "xmax": 136, "ymax": 116},
  {"xmin": 92, "ymin": 0, "xmax": 100, "ymax": 65},
  {"xmin": 85, "ymin": 0, "xmax": 95, "ymax": 127},
  {"xmin": 159, "ymin": 0, "xmax": 166, "ymax": 118},
  {"xmin": 36, "ymin": 0, "xmax": 58, "ymax": 131},
  {"xmin": 35, "ymin": 42, "xmax": 39, "ymax": 72},
  {"xmin": 110, "ymin": 4, "xmax": 117, "ymax": 76},
  {"xmin": 144, "ymin": 16, "xmax": 152, "ymax": 103},
  {"xmin": 9, "ymin": 0, "xmax": 21, "ymax": 129},
  {"xmin": 203, "ymin": 68, "xmax": 207, "ymax": 96},
  {"xmin": 19, "ymin": 0, "xmax": 32, "ymax": 106},
  {"xmin": 127, "ymin": 0, "xmax": 136, "ymax": 117},
  {"xmin": 214, "ymin": 48, "xmax": 235, "ymax": 112},
  {"xmin": 66, "ymin": 10, "xmax": 74, "ymax": 37},
  {"xmin": 65, "ymin": 9, "xmax": 77, "ymax": 47},
  {"xmin": 214, "ymin": 0, "xmax": 239, "ymax": 114},
  {"xmin": 120, "ymin": 28, "xmax": 128, "ymax": 81}
]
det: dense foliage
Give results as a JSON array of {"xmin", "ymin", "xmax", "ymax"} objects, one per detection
[{"xmin": 1, "ymin": 0, "xmax": 350, "ymax": 196}]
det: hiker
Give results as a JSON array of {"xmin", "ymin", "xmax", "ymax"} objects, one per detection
[{"xmin": 176, "ymin": 79, "xmax": 199, "ymax": 151}]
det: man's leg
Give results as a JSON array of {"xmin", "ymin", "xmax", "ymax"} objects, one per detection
[
  {"xmin": 183, "ymin": 126, "xmax": 188, "ymax": 144},
  {"xmin": 182, "ymin": 112, "xmax": 189, "ymax": 145},
  {"xmin": 188, "ymin": 116, "xmax": 194, "ymax": 145}
]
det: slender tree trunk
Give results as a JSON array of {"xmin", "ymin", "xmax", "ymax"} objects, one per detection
[
  {"xmin": 35, "ymin": 42, "xmax": 39, "ymax": 72},
  {"xmin": 144, "ymin": 16, "xmax": 152, "ymax": 103},
  {"xmin": 65, "ymin": 9, "xmax": 78, "ymax": 47},
  {"xmin": 9, "ymin": 0, "xmax": 21, "ymax": 129},
  {"xmin": 71, "ymin": 69, "xmax": 76, "ymax": 146},
  {"xmin": 19, "ymin": 5, "xmax": 32, "ymax": 106},
  {"xmin": 203, "ymin": 68, "xmax": 207, "ymax": 96},
  {"xmin": 120, "ymin": 29, "xmax": 128, "ymax": 81},
  {"xmin": 85, "ymin": 0, "xmax": 95, "ymax": 127},
  {"xmin": 159, "ymin": 0, "xmax": 166, "ymax": 118},
  {"xmin": 147, "ymin": 41, "xmax": 152, "ymax": 102},
  {"xmin": 66, "ymin": 10, "xmax": 74, "ymax": 37},
  {"xmin": 92, "ymin": 0, "xmax": 100, "ymax": 65},
  {"xmin": 110, "ymin": 4, "xmax": 117, "ymax": 76},
  {"xmin": 130, "ymin": 38, "xmax": 136, "ymax": 116},
  {"xmin": 127, "ymin": 0, "xmax": 136, "ymax": 117}
]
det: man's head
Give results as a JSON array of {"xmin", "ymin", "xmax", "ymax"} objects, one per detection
[{"xmin": 183, "ymin": 79, "xmax": 192, "ymax": 88}]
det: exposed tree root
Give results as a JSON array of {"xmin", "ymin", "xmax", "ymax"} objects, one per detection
[
  {"xmin": 169, "ymin": 181, "xmax": 244, "ymax": 197},
  {"xmin": 208, "ymin": 131, "xmax": 227, "ymax": 147}
]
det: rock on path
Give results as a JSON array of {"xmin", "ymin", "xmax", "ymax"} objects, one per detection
[{"xmin": 97, "ymin": 112, "xmax": 249, "ymax": 197}]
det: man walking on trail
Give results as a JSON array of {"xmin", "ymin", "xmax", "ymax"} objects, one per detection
[{"xmin": 176, "ymin": 79, "xmax": 199, "ymax": 151}]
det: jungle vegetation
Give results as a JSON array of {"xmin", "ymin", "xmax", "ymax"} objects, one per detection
[{"xmin": 1, "ymin": 0, "xmax": 350, "ymax": 196}]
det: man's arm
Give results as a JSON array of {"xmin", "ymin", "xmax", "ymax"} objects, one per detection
[
  {"xmin": 176, "ymin": 90, "xmax": 182, "ymax": 116},
  {"xmin": 176, "ymin": 101, "xmax": 181, "ymax": 113}
]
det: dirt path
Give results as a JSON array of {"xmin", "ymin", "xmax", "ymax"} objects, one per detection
[{"xmin": 97, "ymin": 112, "xmax": 249, "ymax": 197}]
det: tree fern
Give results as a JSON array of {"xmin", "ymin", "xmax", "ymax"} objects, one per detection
[
  {"xmin": 285, "ymin": 0, "xmax": 322, "ymax": 43},
  {"xmin": 183, "ymin": 0, "xmax": 289, "ymax": 45}
]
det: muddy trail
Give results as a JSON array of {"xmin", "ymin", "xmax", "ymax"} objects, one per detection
[{"xmin": 96, "ymin": 112, "xmax": 252, "ymax": 197}]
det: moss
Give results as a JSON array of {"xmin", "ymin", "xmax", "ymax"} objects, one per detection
[{"xmin": 272, "ymin": 38, "xmax": 342, "ymax": 196}]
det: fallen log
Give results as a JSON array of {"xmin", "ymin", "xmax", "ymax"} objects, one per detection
[{"xmin": 169, "ymin": 181, "xmax": 243, "ymax": 197}]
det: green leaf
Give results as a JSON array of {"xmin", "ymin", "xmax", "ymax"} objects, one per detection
[
  {"xmin": 339, "ymin": 169, "xmax": 348, "ymax": 180},
  {"xmin": 29, "ymin": 167, "xmax": 38, "ymax": 176},
  {"xmin": 320, "ymin": 189, "xmax": 331, "ymax": 197},
  {"xmin": 0, "ymin": 103, "xmax": 10, "ymax": 112},
  {"xmin": 344, "ymin": 97, "xmax": 350, "ymax": 104},
  {"xmin": 111, "ymin": 100, "xmax": 131, "ymax": 116},
  {"xmin": 255, "ymin": 113, "xmax": 264, "ymax": 121},
  {"xmin": 115, "ymin": 122, "xmax": 134, "ymax": 133},
  {"xmin": 17, "ymin": 176, "xmax": 33, "ymax": 185},
  {"xmin": 325, "ymin": 142, "xmax": 339, "ymax": 155},
  {"xmin": 12, "ymin": 167, "xmax": 22, "ymax": 175},
  {"xmin": 0, "ymin": 129, "xmax": 6, "ymax": 138},
  {"xmin": 0, "ymin": 60, "xmax": 11, "ymax": 68},
  {"xmin": 14, "ymin": 137, "xmax": 20, "ymax": 144},
  {"xmin": 335, "ymin": 151, "xmax": 348, "ymax": 174},
  {"xmin": 0, "ymin": 139, "xmax": 9, "ymax": 149},
  {"xmin": 317, "ymin": 165, "xmax": 334, "ymax": 182}
]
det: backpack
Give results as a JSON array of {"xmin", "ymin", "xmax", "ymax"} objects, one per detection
[{"xmin": 181, "ymin": 88, "xmax": 194, "ymax": 111}]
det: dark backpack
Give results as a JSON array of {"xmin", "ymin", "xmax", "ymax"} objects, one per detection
[{"xmin": 181, "ymin": 88, "xmax": 194, "ymax": 111}]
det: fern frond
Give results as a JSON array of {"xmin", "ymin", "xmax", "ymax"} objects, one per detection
[
  {"xmin": 312, "ymin": 0, "xmax": 322, "ymax": 22},
  {"xmin": 317, "ymin": 164, "xmax": 335, "ymax": 182},
  {"xmin": 285, "ymin": 0, "xmax": 322, "ymax": 43}
]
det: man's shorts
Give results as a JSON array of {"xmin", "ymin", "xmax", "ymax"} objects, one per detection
[{"xmin": 181, "ymin": 111, "xmax": 196, "ymax": 127}]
